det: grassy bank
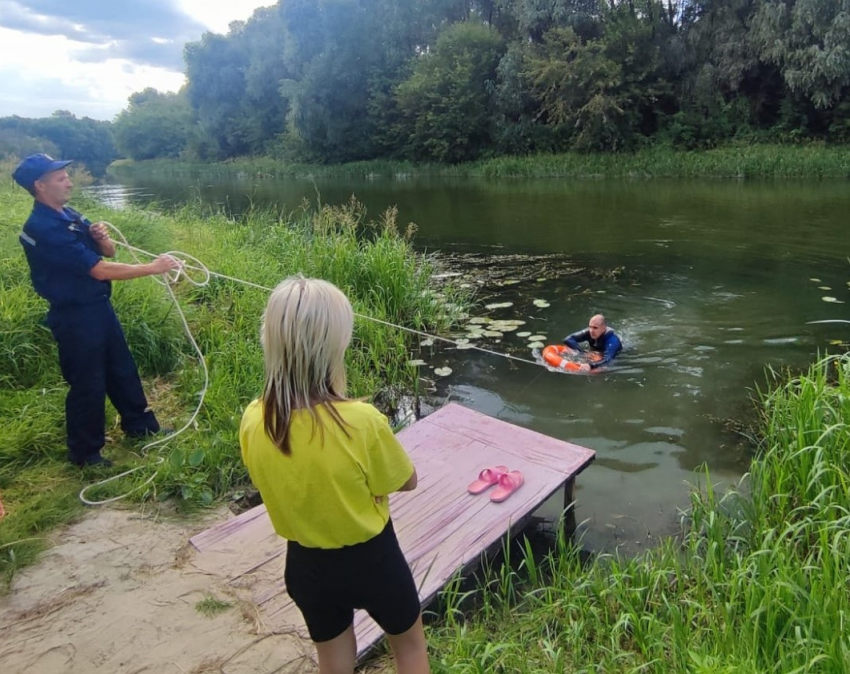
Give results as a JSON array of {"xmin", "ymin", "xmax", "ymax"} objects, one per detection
[
  {"xmin": 422, "ymin": 354, "xmax": 850, "ymax": 673},
  {"xmin": 110, "ymin": 143, "xmax": 850, "ymax": 181},
  {"xmin": 0, "ymin": 170, "xmax": 467, "ymax": 586}
]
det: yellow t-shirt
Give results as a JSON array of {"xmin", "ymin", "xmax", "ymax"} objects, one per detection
[{"xmin": 239, "ymin": 399, "xmax": 414, "ymax": 549}]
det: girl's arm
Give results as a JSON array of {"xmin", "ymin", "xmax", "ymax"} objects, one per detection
[{"xmin": 397, "ymin": 467, "xmax": 418, "ymax": 492}]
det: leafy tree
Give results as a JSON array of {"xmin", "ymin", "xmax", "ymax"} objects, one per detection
[
  {"xmin": 113, "ymin": 89, "xmax": 193, "ymax": 160},
  {"xmin": 278, "ymin": 0, "xmax": 439, "ymax": 162},
  {"xmin": 525, "ymin": 27, "xmax": 622, "ymax": 150},
  {"xmin": 677, "ymin": 0, "xmax": 779, "ymax": 135},
  {"xmin": 0, "ymin": 123, "xmax": 59, "ymax": 159},
  {"xmin": 492, "ymin": 42, "xmax": 563, "ymax": 153},
  {"xmin": 185, "ymin": 30, "xmax": 251, "ymax": 158},
  {"xmin": 751, "ymin": 0, "xmax": 850, "ymax": 109},
  {"xmin": 237, "ymin": 7, "xmax": 292, "ymax": 153},
  {"xmin": 494, "ymin": 0, "xmax": 602, "ymax": 42},
  {"xmin": 524, "ymin": 5, "xmax": 668, "ymax": 153},
  {"xmin": 0, "ymin": 113, "xmax": 117, "ymax": 175},
  {"xmin": 396, "ymin": 22, "xmax": 503, "ymax": 162}
]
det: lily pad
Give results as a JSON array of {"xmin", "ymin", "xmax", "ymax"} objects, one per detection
[
  {"xmin": 810, "ymin": 278, "xmax": 822, "ymax": 282},
  {"xmin": 456, "ymin": 343, "xmax": 474, "ymax": 350},
  {"xmin": 483, "ymin": 330, "xmax": 504, "ymax": 337},
  {"xmin": 517, "ymin": 331, "xmax": 531, "ymax": 337},
  {"xmin": 485, "ymin": 302, "xmax": 513, "ymax": 310},
  {"xmin": 455, "ymin": 338, "xmax": 470, "ymax": 345},
  {"xmin": 822, "ymin": 296, "xmax": 842, "ymax": 303},
  {"xmin": 528, "ymin": 341, "xmax": 545, "ymax": 349},
  {"xmin": 528, "ymin": 334, "xmax": 547, "ymax": 341},
  {"xmin": 434, "ymin": 367, "xmax": 453, "ymax": 377},
  {"xmin": 407, "ymin": 359, "xmax": 426, "ymax": 366},
  {"xmin": 532, "ymin": 299, "xmax": 550, "ymax": 308},
  {"xmin": 818, "ymin": 286, "xmax": 832, "ymax": 291},
  {"xmin": 468, "ymin": 317, "xmax": 489, "ymax": 324},
  {"xmin": 420, "ymin": 338, "xmax": 434, "ymax": 347}
]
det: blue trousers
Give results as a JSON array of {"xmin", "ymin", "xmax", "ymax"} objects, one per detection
[{"xmin": 47, "ymin": 300, "xmax": 159, "ymax": 464}]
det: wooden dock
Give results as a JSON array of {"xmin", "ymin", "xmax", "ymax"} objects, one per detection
[{"xmin": 189, "ymin": 402, "xmax": 595, "ymax": 660}]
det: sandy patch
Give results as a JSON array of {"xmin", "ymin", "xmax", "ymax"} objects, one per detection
[{"xmin": 0, "ymin": 507, "xmax": 316, "ymax": 674}]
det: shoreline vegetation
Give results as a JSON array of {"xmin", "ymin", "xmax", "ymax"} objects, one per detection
[
  {"xmin": 3, "ymin": 166, "xmax": 849, "ymax": 670},
  {"xmin": 109, "ymin": 144, "xmax": 850, "ymax": 181},
  {"xmin": 426, "ymin": 355, "xmax": 850, "ymax": 673}
]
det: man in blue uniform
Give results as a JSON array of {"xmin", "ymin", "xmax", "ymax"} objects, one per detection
[
  {"xmin": 563, "ymin": 313, "xmax": 623, "ymax": 372},
  {"xmin": 13, "ymin": 154, "xmax": 182, "ymax": 467}
]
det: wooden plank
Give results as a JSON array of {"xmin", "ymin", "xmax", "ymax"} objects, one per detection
[{"xmin": 189, "ymin": 402, "xmax": 595, "ymax": 659}]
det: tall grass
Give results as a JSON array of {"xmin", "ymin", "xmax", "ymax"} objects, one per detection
[
  {"xmin": 0, "ymin": 171, "xmax": 469, "ymax": 585},
  {"xmin": 475, "ymin": 144, "xmax": 850, "ymax": 179},
  {"xmin": 110, "ymin": 143, "xmax": 850, "ymax": 181},
  {"xmin": 425, "ymin": 354, "xmax": 850, "ymax": 673}
]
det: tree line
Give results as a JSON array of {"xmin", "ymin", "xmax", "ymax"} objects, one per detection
[
  {"xmin": 0, "ymin": 112, "xmax": 117, "ymax": 176},
  {"xmin": 5, "ymin": 0, "xmax": 849, "ymax": 170}
]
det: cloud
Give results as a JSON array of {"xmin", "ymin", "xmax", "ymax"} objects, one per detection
[
  {"xmin": 0, "ymin": 65, "xmax": 117, "ymax": 118},
  {"xmin": 0, "ymin": 58, "xmax": 186, "ymax": 119},
  {"xmin": 74, "ymin": 40, "xmax": 184, "ymax": 70},
  {"xmin": 0, "ymin": 0, "xmax": 206, "ymax": 69},
  {"xmin": 0, "ymin": 0, "xmax": 271, "ymax": 119}
]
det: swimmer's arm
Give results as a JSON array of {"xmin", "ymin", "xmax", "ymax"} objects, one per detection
[
  {"xmin": 590, "ymin": 335, "xmax": 623, "ymax": 370},
  {"xmin": 563, "ymin": 329, "xmax": 588, "ymax": 350}
]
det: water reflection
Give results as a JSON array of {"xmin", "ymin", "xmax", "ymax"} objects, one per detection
[{"xmin": 84, "ymin": 184, "xmax": 155, "ymax": 209}]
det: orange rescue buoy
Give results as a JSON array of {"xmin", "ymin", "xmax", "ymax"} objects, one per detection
[{"xmin": 541, "ymin": 345, "xmax": 603, "ymax": 372}]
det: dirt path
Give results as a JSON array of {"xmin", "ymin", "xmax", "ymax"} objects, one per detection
[{"xmin": 0, "ymin": 507, "xmax": 316, "ymax": 674}]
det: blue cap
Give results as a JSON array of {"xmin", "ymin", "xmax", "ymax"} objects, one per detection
[{"xmin": 12, "ymin": 153, "xmax": 73, "ymax": 192}]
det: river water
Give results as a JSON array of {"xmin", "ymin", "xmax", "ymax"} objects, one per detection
[{"xmin": 90, "ymin": 172, "xmax": 850, "ymax": 553}]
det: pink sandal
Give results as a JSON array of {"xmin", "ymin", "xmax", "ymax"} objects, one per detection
[
  {"xmin": 467, "ymin": 465, "xmax": 508, "ymax": 495},
  {"xmin": 490, "ymin": 470, "xmax": 524, "ymax": 502}
]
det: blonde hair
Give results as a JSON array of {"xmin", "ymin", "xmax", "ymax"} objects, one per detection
[{"xmin": 261, "ymin": 276, "xmax": 353, "ymax": 454}]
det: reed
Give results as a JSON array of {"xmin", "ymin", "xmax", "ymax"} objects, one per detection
[{"xmin": 109, "ymin": 143, "xmax": 850, "ymax": 181}]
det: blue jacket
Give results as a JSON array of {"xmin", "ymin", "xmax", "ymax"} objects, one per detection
[
  {"xmin": 563, "ymin": 328, "xmax": 623, "ymax": 369},
  {"xmin": 19, "ymin": 202, "xmax": 108, "ymax": 310}
]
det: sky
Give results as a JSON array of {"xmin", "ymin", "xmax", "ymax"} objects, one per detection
[{"xmin": 0, "ymin": 0, "xmax": 273, "ymax": 121}]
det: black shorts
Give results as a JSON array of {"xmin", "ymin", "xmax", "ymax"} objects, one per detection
[{"xmin": 284, "ymin": 519, "xmax": 421, "ymax": 643}]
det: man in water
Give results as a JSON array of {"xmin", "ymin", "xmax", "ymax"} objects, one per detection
[
  {"xmin": 13, "ymin": 153, "xmax": 182, "ymax": 467},
  {"xmin": 563, "ymin": 314, "xmax": 623, "ymax": 372}
]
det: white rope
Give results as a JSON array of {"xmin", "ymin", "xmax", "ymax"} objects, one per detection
[
  {"xmin": 78, "ymin": 222, "xmax": 552, "ymax": 505},
  {"xmin": 116, "ymin": 233, "xmax": 546, "ymax": 368},
  {"xmin": 79, "ymin": 226, "xmax": 210, "ymax": 505}
]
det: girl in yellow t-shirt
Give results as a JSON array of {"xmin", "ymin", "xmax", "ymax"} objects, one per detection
[{"xmin": 239, "ymin": 276, "xmax": 430, "ymax": 674}]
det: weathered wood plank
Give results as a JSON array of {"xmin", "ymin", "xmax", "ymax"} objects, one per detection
[{"xmin": 189, "ymin": 402, "xmax": 595, "ymax": 660}]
